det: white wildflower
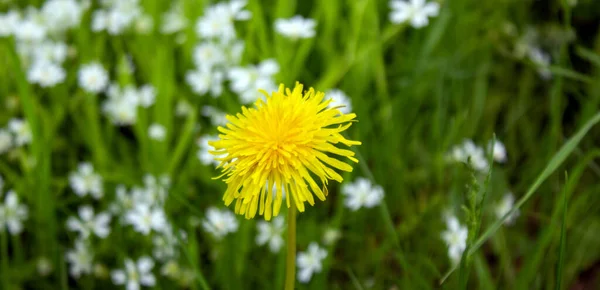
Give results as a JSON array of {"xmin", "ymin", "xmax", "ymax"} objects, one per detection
[
  {"xmin": 78, "ymin": 62, "xmax": 109, "ymax": 93},
  {"xmin": 42, "ymin": 0, "xmax": 83, "ymax": 33},
  {"xmin": 66, "ymin": 239, "xmax": 94, "ymax": 278},
  {"xmin": 27, "ymin": 61, "xmax": 66, "ymax": 87},
  {"xmin": 341, "ymin": 178, "xmax": 385, "ymax": 211},
  {"xmin": 138, "ymin": 85, "xmax": 156, "ymax": 108},
  {"xmin": 389, "ymin": 0, "xmax": 440, "ymax": 28},
  {"xmin": 0, "ymin": 190, "xmax": 28, "ymax": 235},
  {"xmin": 322, "ymin": 228, "xmax": 341, "ymax": 246},
  {"xmin": 256, "ymin": 216, "xmax": 285, "ymax": 253},
  {"xmin": 125, "ymin": 204, "xmax": 167, "ymax": 235},
  {"xmin": 0, "ymin": 11, "xmax": 20, "ymax": 37},
  {"xmin": 111, "ymin": 257, "xmax": 156, "ymax": 290},
  {"xmin": 447, "ymin": 140, "xmax": 489, "ymax": 173},
  {"xmin": 69, "ymin": 162, "xmax": 103, "ymax": 199},
  {"xmin": 297, "ymin": 242, "xmax": 327, "ymax": 283},
  {"xmin": 66, "ymin": 206, "xmax": 111, "ymax": 239},
  {"xmin": 274, "ymin": 16, "xmax": 316, "ymax": 39},
  {"xmin": 441, "ymin": 215, "xmax": 468, "ymax": 265},
  {"xmin": 195, "ymin": 0, "xmax": 251, "ymax": 42},
  {"xmin": 202, "ymin": 207, "xmax": 238, "ymax": 240},
  {"xmin": 495, "ymin": 192, "xmax": 520, "ymax": 225},
  {"xmin": 8, "ymin": 119, "xmax": 32, "ymax": 147},
  {"xmin": 228, "ymin": 59, "xmax": 279, "ymax": 103},
  {"xmin": 185, "ymin": 68, "xmax": 224, "ymax": 97},
  {"xmin": 488, "ymin": 139, "xmax": 507, "ymax": 163},
  {"xmin": 192, "ymin": 42, "xmax": 227, "ymax": 70},
  {"xmin": 161, "ymin": 3, "xmax": 187, "ymax": 34},
  {"xmin": 325, "ymin": 89, "xmax": 353, "ymax": 114},
  {"xmin": 148, "ymin": 123, "xmax": 166, "ymax": 141},
  {"xmin": 201, "ymin": 106, "xmax": 228, "ymax": 126},
  {"xmin": 0, "ymin": 129, "xmax": 12, "ymax": 154}
]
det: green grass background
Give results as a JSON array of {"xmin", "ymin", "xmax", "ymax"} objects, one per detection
[{"xmin": 2, "ymin": 0, "xmax": 600, "ymax": 289}]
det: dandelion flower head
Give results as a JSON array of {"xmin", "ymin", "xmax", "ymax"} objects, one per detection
[{"xmin": 209, "ymin": 83, "xmax": 361, "ymax": 220}]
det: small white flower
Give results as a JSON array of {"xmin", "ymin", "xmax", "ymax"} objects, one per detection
[
  {"xmin": 185, "ymin": 68, "xmax": 224, "ymax": 97},
  {"xmin": 0, "ymin": 129, "xmax": 13, "ymax": 154},
  {"xmin": 488, "ymin": 139, "xmax": 507, "ymax": 163},
  {"xmin": 528, "ymin": 46, "xmax": 551, "ymax": 79},
  {"xmin": 322, "ymin": 228, "xmax": 341, "ymax": 246},
  {"xmin": 0, "ymin": 11, "xmax": 21, "ymax": 37},
  {"xmin": 297, "ymin": 242, "xmax": 327, "ymax": 283},
  {"xmin": 441, "ymin": 215, "xmax": 468, "ymax": 265},
  {"xmin": 102, "ymin": 85, "xmax": 139, "ymax": 126},
  {"xmin": 138, "ymin": 85, "xmax": 156, "ymax": 108},
  {"xmin": 325, "ymin": 89, "xmax": 353, "ymax": 114},
  {"xmin": 148, "ymin": 123, "xmax": 166, "ymax": 141},
  {"xmin": 161, "ymin": 4, "xmax": 187, "ymax": 34},
  {"xmin": 202, "ymin": 207, "xmax": 238, "ymax": 240},
  {"xmin": 228, "ymin": 59, "xmax": 279, "ymax": 103},
  {"xmin": 66, "ymin": 206, "xmax": 111, "ymax": 239},
  {"xmin": 495, "ymin": 192, "xmax": 520, "ymax": 225},
  {"xmin": 447, "ymin": 140, "xmax": 489, "ymax": 173},
  {"xmin": 14, "ymin": 18, "xmax": 47, "ymax": 42},
  {"xmin": 134, "ymin": 14, "xmax": 153, "ymax": 34},
  {"xmin": 256, "ymin": 216, "xmax": 285, "ymax": 253},
  {"xmin": 66, "ymin": 238, "xmax": 94, "ymax": 278},
  {"xmin": 42, "ymin": 0, "xmax": 83, "ymax": 34},
  {"xmin": 274, "ymin": 16, "xmax": 316, "ymax": 39},
  {"xmin": 125, "ymin": 204, "xmax": 167, "ymax": 235},
  {"xmin": 78, "ymin": 62, "xmax": 109, "ymax": 93},
  {"xmin": 0, "ymin": 190, "xmax": 29, "ymax": 235},
  {"xmin": 69, "ymin": 162, "xmax": 103, "ymax": 199},
  {"xmin": 389, "ymin": 0, "xmax": 440, "ymax": 28},
  {"xmin": 31, "ymin": 41, "xmax": 68, "ymax": 64},
  {"xmin": 109, "ymin": 185, "xmax": 134, "ymax": 215},
  {"xmin": 341, "ymin": 178, "xmax": 385, "ymax": 211},
  {"xmin": 196, "ymin": 135, "xmax": 221, "ymax": 166},
  {"xmin": 92, "ymin": 1, "xmax": 142, "ymax": 35},
  {"xmin": 195, "ymin": 0, "xmax": 251, "ymax": 42},
  {"xmin": 152, "ymin": 227, "xmax": 181, "ymax": 262},
  {"xmin": 112, "ymin": 257, "xmax": 156, "ymax": 290},
  {"xmin": 27, "ymin": 61, "xmax": 66, "ymax": 87},
  {"xmin": 8, "ymin": 118, "xmax": 32, "ymax": 147},
  {"xmin": 192, "ymin": 42, "xmax": 227, "ymax": 70},
  {"xmin": 37, "ymin": 256, "xmax": 53, "ymax": 276}
]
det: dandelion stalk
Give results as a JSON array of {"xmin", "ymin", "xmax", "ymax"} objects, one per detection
[{"xmin": 284, "ymin": 204, "xmax": 297, "ymax": 290}]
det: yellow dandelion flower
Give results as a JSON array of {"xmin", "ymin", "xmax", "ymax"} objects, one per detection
[{"xmin": 209, "ymin": 82, "xmax": 361, "ymax": 220}]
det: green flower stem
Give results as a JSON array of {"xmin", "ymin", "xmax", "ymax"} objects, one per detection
[
  {"xmin": 1, "ymin": 232, "xmax": 10, "ymax": 290},
  {"xmin": 284, "ymin": 204, "xmax": 297, "ymax": 290}
]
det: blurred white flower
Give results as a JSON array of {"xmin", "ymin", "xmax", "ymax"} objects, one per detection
[
  {"xmin": 8, "ymin": 119, "xmax": 32, "ymax": 147},
  {"xmin": 322, "ymin": 228, "xmax": 341, "ymax": 246},
  {"xmin": 196, "ymin": 135, "xmax": 221, "ymax": 166},
  {"xmin": 528, "ymin": 46, "xmax": 551, "ymax": 79},
  {"xmin": 274, "ymin": 16, "xmax": 316, "ymax": 39},
  {"xmin": 495, "ymin": 192, "xmax": 520, "ymax": 225},
  {"xmin": 161, "ymin": 3, "xmax": 187, "ymax": 34},
  {"xmin": 195, "ymin": 0, "xmax": 251, "ymax": 42},
  {"xmin": 441, "ymin": 215, "xmax": 467, "ymax": 265},
  {"xmin": 201, "ymin": 106, "xmax": 228, "ymax": 126},
  {"xmin": 0, "ymin": 190, "xmax": 29, "ymax": 235},
  {"xmin": 66, "ymin": 205, "xmax": 111, "ymax": 239},
  {"xmin": 0, "ymin": 129, "xmax": 13, "ymax": 154},
  {"xmin": 125, "ymin": 204, "xmax": 167, "ymax": 235},
  {"xmin": 111, "ymin": 257, "xmax": 156, "ymax": 290},
  {"xmin": 325, "ymin": 89, "xmax": 353, "ymax": 114},
  {"xmin": 134, "ymin": 14, "xmax": 153, "ymax": 34},
  {"xmin": 110, "ymin": 185, "xmax": 134, "ymax": 215},
  {"xmin": 256, "ymin": 216, "xmax": 285, "ymax": 253},
  {"xmin": 297, "ymin": 242, "xmax": 327, "ymax": 283},
  {"xmin": 152, "ymin": 227, "xmax": 181, "ymax": 262},
  {"xmin": 341, "ymin": 178, "xmax": 385, "ymax": 211},
  {"xmin": 193, "ymin": 42, "xmax": 227, "ymax": 70},
  {"xmin": 14, "ymin": 18, "xmax": 47, "ymax": 42},
  {"xmin": 42, "ymin": 0, "xmax": 83, "ymax": 34},
  {"xmin": 37, "ymin": 256, "xmax": 53, "ymax": 276},
  {"xmin": 66, "ymin": 238, "xmax": 94, "ymax": 278},
  {"xmin": 447, "ymin": 139, "xmax": 489, "ymax": 173},
  {"xmin": 186, "ymin": 67, "xmax": 224, "ymax": 97},
  {"xmin": 389, "ymin": 0, "xmax": 440, "ymax": 28},
  {"xmin": 488, "ymin": 139, "xmax": 507, "ymax": 163},
  {"xmin": 202, "ymin": 207, "xmax": 238, "ymax": 240},
  {"xmin": 0, "ymin": 11, "xmax": 20, "ymax": 37},
  {"xmin": 228, "ymin": 59, "xmax": 279, "ymax": 103},
  {"xmin": 69, "ymin": 162, "xmax": 103, "ymax": 199},
  {"xmin": 31, "ymin": 41, "xmax": 68, "ymax": 64},
  {"xmin": 92, "ymin": 0, "xmax": 142, "ymax": 35},
  {"xmin": 102, "ymin": 84, "xmax": 139, "ymax": 126},
  {"xmin": 148, "ymin": 123, "xmax": 166, "ymax": 141},
  {"xmin": 27, "ymin": 61, "xmax": 66, "ymax": 87},
  {"xmin": 78, "ymin": 62, "xmax": 109, "ymax": 93},
  {"xmin": 138, "ymin": 85, "xmax": 156, "ymax": 108},
  {"xmin": 175, "ymin": 100, "xmax": 193, "ymax": 117}
]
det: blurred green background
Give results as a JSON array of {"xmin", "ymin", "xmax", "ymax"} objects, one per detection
[{"xmin": 1, "ymin": 0, "xmax": 600, "ymax": 289}]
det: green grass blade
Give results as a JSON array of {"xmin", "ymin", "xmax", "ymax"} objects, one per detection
[{"xmin": 555, "ymin": 172, "xmax": 568, "ymax": 290}]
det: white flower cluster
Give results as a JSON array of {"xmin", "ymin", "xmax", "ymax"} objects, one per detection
[
  {"xmin": 447, "ymin": 139, "xmax": 507, "ymax": 173},
  {"xmin": 0, "ymin": 1, "xmax": 88, "ymax": 87},
  {"xmin": 202, "ymin": 207, "xmax": 239, "ymax": 240},
  {"xmin": 297, "ymin": 242, "xmax": 327, "ymax": 283},
  {"xmin": 102, "ymin": 84, "xmax": 156, "ymax": 126},
  {"xmin": 92, "ymin": 0, "xmax": 146, "ymax": 35},
  {"xmin": 0, "ymin": 119, "xmax": 33, "ymax": 154},
  {"xmin": 0, "ymin": 178, "xmax": 29, "ymax": 236},
  {"xmin": 389, "ymin": 0, "xmax": 440, "ymax": 28},
  {"xmin": 256, "ymin": 216, "xmax": 285, "ymax": 253},
  {"xmin": 494, "ymin": 192, "xmax": 520, "ymax": 225}
]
